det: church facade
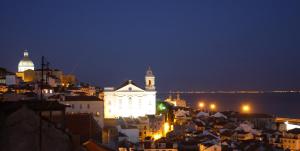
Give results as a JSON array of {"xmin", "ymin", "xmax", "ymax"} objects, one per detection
[{"xmin": 103, "ymin": 68, "xmax": 156, "ymax": 118}]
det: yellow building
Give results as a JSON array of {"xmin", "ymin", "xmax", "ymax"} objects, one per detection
[
  {"xmin": 122, "ymin": 115, "xmax": 165, "ymax": 141},
  {"xmin": 0, "ymin": 84, "xmax": 8, "ymax": 93},
  {"xmin": 165, "ymin": 93, "xmax": 186, "ymax": 107},
  {"xmin": 16, "ymin": 69, "xmax": 36, "ymax": 82},
  {"xmin": 61, "ymin": 74, "xmax": 77, "ymax": 86},
  {"xmin": 16, "ymin": 50, "xmax": 36, "ymax": 82},
  {"xmin": 281, "ymin": 128, "xmax": 300, "ymax": 151},
  {"xmin": 199, "ymin": 143, "xmax": 221, "ymax": 151}
]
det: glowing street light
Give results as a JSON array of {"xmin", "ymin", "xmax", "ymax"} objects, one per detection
[
  {"xmin": 199, "ymin": 102, "xmax": 205, "ymax": 108},
  {"xmin": 242, "ymin": 104, "xmax": 251, "ymax": 113},
  {"xmin": 210, "ymin": 104, "xmax": 216, "ymax": 110}
]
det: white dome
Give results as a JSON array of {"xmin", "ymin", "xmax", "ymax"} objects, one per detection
[{"xmin": 18, "ymin": 50, "xmax": 34, "ymax": 72}]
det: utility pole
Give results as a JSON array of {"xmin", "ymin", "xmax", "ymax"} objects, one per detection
[
  {"xmin": 40, "ymin": 56, "xmax": 45, "ymax": 100},
  {"xmin": 39, "ymin": 56, "xmax": 45, "ymax": 151}
]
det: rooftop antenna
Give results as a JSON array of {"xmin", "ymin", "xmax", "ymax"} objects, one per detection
[{"xmin": 46, "ymin": 62, "xmax": 50, "ymax": 84}]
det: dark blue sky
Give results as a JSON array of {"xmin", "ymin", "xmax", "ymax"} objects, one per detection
[{"xmin": 1, "ymin": 0, "xmax": 300, "ymax": 91}]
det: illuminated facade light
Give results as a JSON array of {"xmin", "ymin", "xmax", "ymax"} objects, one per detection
[
  {"xmin": 163, "ymin": 122, "xmax": 170, "ymax": 136},
  {"xmin": 153, "ymin": 133, "xmax": 162, "ymax": 140}
]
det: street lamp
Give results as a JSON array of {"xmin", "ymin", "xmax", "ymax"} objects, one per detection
[
  {"xmin": 199, "ymin": 102, "xmax": 205, "ymax": 111},
  {"xmin": 199, "ymin": 102, "xmax": 205, "ymax": 108},
  {"xmin": 242, "ymin": 104, "xmax": 251, "ymax": 113},
  {"xmin": 210, "ymin": 103, "xmax": 216, "ymax": 111}
]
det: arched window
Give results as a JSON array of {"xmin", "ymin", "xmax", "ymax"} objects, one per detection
[{"xmin": 148, "ymin": 80, "xmax": 152, "ymax": 85}]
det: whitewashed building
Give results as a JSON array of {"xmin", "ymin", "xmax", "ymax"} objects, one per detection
[{"xmin": 104, "ymin": 68, "xmax": 156, "ymax": 118}]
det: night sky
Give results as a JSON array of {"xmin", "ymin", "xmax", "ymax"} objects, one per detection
[{"xmin": 1, "ymin": 0, "xmax": 300, "ymax": 92}]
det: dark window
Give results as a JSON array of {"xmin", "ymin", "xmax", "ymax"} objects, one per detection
[{"xmin": 87, "ymin": 104, "xmax": 90, "ymax": 109}]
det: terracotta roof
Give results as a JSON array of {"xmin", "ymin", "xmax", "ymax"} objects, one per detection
[
  {"xmin": 119, "ymin": 132, "xmax": 127, "ymax": 137},
  {"xmin": 0, "ymin": 101, "xmax": 67, "ymax": 116},
  {"xmin": 66, "ymin": 87, "xmax": 80, "ymax": 90},
  {"xmin": 65, "ymin": 113, "xmax": 101, "ymax": 136},
  {"xmin": 35, "ymin": 68, "xmax": 61, "ymax": 71},
  {"xmin": 287, "ymin": 128, "xmax": 300, "ymax": 134},
  {"xmin": 65, "ymin": 96, "xmax": 102, "ymax": 101},
  {"xmin": 23, "ymin": 92, "xmax": 37, "ymax": 97},
  {"xmin": 221, "ymin": 130, "xmax": 234, "ymax": 137},
  {"xmin": 83, "ymin": 140, "xmax": 115, "ymax": 151},
  {"xmin": 115, "ymin": 80, "xmax": 141, "ymax": 91},
  {"xmin": 236, "ymin": 113, "xmax": 273, "ymax": 118}
]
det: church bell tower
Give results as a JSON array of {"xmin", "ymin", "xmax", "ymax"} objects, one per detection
[{"xmin": 145, "ymin": 67, "xmax": 155, "ymax": 91}]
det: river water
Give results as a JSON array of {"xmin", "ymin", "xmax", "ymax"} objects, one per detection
[{"xmin": 158, "ymin": 92, "xmax": 300, "ymax": 118}]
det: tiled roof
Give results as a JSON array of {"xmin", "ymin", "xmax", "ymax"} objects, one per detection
[
  {"xmin": 287, "ymin": 128, "xmax": 300, "ymax": 134},
  {"xmin": 83, "ymin": 140, "xmax": 115, "ymax": 151},
  {"xmin": 65, "ymin": 96, "xmax": 102, "ymax": 101},
  {"xmin": 236, "ymin": 113, "xmax": 273, "ymax": 118},
  {"xmin": 118, "ymin": 132, "xmax": 127, "ymax": 137},
  {"xmin": 35, "ymin": 68, "xmax": 61, "ymax": 71},
  {"xmin": 115, "ymin": 80, "xmax": 141, "ymax": 91},
  {"xmin": 65, "ymin": 113, "xmax": 101, "ymax": 136},
  {"xmin": 0, "ymin": 101, "xmax": 67, "ymax": 116}
]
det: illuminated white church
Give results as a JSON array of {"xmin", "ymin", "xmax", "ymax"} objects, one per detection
[
  {"xmin": 18, "ymin": 50, "xmax": 35, "ymax": 72},
  {"xmin": 104, "ymin": 68, "xmax": 156, "ymax": 118}
]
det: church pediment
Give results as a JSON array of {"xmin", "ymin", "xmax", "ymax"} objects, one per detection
[{"xmin": 115, "ymin": 80, "xmax": 145, "ymax": 92}]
